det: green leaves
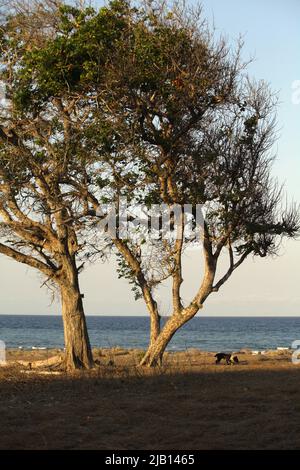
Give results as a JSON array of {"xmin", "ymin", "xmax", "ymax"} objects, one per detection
[
  {"xmin": 9, "ymin": 0, "xmax": 134, "ymax": 112},
  {"xmin": 116, "ymin": 251, "xmax": 143, "ymax": 300}
]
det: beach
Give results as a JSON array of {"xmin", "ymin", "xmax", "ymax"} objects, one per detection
[{"xmin": 1, "ymin": 347, "xmax": 300, "ymax": 450}]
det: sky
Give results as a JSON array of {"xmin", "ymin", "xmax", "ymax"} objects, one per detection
[{"xmin": 0, "ymin": 0, "xmax": 299, "ymax": 316}]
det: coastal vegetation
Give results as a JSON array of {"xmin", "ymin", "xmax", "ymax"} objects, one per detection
[{"xmin": 0, "ymin": 0, "xmax": 298, "ymax": 370}]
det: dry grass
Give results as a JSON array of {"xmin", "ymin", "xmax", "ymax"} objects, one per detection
[{"xmin": 1, "ymin": 348, "xmax": 300, "ymax": 450}]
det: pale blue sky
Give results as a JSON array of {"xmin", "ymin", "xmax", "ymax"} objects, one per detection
[{"xmin": 0, "ymin": 0, "xmax": 299, "ymax": 315}]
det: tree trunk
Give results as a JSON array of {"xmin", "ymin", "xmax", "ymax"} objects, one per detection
[
  {"xmin": 140, "ymin": 315, "xmax": 185, "ymax": 367},
  {"xmin": 149, "ymin": 311, "xmax": 163, "ymax": 366},
  {"xmin": 140, "ymin": 234, "xmax": 215, "ymax": 368},
  {"xmin": 60, "ymin": 278, "xmax": 93, "ymax": 371},
  {"xmin": 150, "ymin": 311, "xmax": 161, "ymax": 344}
]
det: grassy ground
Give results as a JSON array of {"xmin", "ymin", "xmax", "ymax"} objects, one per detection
[{"xmin": 1, "ymin": 348, "xmax": 300, "ymax": 450}]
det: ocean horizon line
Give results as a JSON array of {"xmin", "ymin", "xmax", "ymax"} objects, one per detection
[{"xmin": 0, "ymin": 313, "xmax": 299, "ymax": 318}]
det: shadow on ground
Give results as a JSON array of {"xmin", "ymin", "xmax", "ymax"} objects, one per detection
[{"xmin": 1, "ymin": 363, "xmax": 300, "ymax": 450}]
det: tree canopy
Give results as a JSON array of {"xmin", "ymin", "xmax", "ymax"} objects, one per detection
[{"xmin": 0, "ymin": 0, "xmax": 298, "ymax": 367}]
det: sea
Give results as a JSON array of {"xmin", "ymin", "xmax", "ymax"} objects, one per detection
[{"xmin": 0, "ymin": 315, "xmax": 300, "ymax": 352}]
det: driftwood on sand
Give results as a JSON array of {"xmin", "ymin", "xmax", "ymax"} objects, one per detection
[{"xmin": 15, "ymin": 354, "xmax": 64, "ymax": 370}]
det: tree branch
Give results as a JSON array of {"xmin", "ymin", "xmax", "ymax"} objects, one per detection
[
  {"xmin": 0, "ymin": 242, "xmax": 55, "ymax": 277},
  {"xmin": 212, "ymin": 245, "xmax": 252, "ymax": 292}
]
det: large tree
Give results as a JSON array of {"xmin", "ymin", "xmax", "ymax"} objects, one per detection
[
  {"xmin": 0, "ymin": 0, "xmax": 106, "ymax": 370},
  {"xmin": 89, "ymin": 1, "xmax": 299, "ymax": 365}
]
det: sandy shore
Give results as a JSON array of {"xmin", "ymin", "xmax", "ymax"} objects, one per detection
[
  {"xmin": 3, "ymin": 346, "xmax": 295, "ymax": 369},
  {"xmin": 1, "ymin": 347, "xmax": 299, "ymax": 450}
]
